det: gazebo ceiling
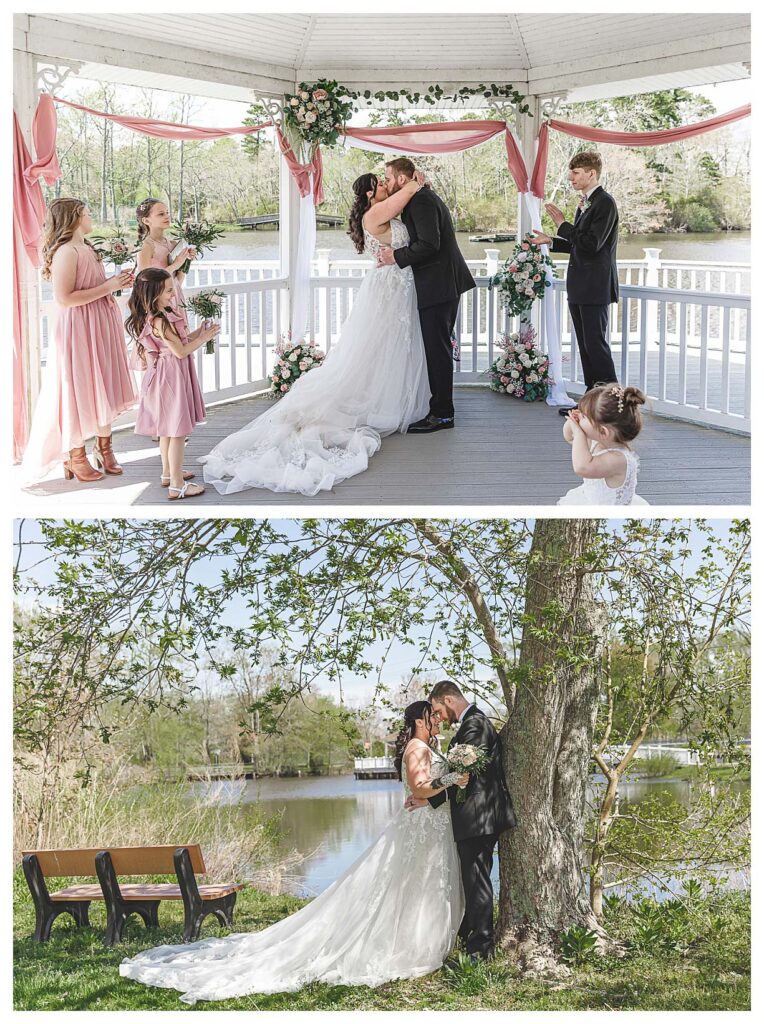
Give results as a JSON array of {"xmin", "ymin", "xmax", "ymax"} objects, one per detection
[{"xmin": 16, "ymin": 12, "xmax": 750, "ymax": 106}]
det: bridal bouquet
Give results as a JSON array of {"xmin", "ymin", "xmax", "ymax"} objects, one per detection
[
  {"xmin": 90, "ymin": 230, "xmax": 138, "ymax": 295},
  {"xmin": 170, "ymin": 218, "xmax": 225, "ymax": 274},
  {"xmin": 284, "ymin": 79, "xmax": 354, "ymax": 147},
  {"xmin": 488, "ymin": 324, "xmax": 551, "ymax": 402},
  {"xmin": 269, "ymin": 333, "xmax": 326, "ymax": 396},
  {"xmin": 433, "ymin": 743, "xmax": 489, "ymax": 804},
  {"xmin": 489, "ymin": 232, "xmax": 555, "ymax": 318},
  {"xmin": 184, "ymin": 290, "xmax": 225, "ymax": 353}
]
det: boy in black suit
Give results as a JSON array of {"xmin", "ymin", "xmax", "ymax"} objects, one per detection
[{"xmin": 533, "ymin": 151, "xmax": 619, "ymax": 414}]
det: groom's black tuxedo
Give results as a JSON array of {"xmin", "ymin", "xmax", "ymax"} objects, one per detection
[
  {"xmin": 429, "ymin": 705, "xmax": 516, "ymax": 959},
  {"xmin": 393, "ymin": 188, "xmax": 475, "ymax": 419},
  {"xmin": 551, "ymin": 184, "xmax": 619, "ymax": 389}
]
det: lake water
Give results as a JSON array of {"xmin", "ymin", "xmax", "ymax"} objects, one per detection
[
  {"xmin": 207, "ymin": 229, "xmax": 750, "ymax": 265},
  {"xmin": 197, "ymin": 773, "xmax": 749, "ymax": 902}
]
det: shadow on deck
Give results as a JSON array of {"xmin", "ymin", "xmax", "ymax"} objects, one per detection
[{"xmin": 17, "ymin": 386, "xmax": 750, "ymax": 507}]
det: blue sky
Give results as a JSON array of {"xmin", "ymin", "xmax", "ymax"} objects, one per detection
[{"xmin": 14, "ymin": 518, "xmax": 741, "ymax": 705}]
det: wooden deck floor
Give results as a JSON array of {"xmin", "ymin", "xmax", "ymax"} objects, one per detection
[{"xmin": 16, "ymin": 386, "xmax": 750, "ymax": 508}]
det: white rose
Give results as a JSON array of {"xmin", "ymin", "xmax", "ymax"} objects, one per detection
[
  {"xmin": 289, "ymin": 97, "xmax": 299, "ymax": 107},
  {"xmin": 511, "ymin": 369, "xmax": 520, "ymax": 379},
  {"xmin": 300, "ymin": 90, "xmax": 310, "ymax": 100},
  {"xmin": 305, "ymin": 111, "xmax": 317, "ymax": 124}
]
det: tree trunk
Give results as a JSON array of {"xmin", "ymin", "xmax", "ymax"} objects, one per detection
[{"xmin": 497, "ymin": 518, "xmax": 605, "ymax": 974}]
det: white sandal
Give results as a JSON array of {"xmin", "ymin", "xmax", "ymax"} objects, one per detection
[
  {"xmin": 161, "ymin": 471, "xmax": 195, "ymax": 487},
  {"xmin": 167, "ymin": 482, "xmax": 205, "ymax": 501}
]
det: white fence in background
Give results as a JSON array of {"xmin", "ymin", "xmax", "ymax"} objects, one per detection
[{"xmin": 37, "ymin": 250, "xmax": 750, "ymax": 432}]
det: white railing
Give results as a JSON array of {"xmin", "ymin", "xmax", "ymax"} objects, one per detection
[
  {"xmin": 37, "ymin": 251, "xmax": 750, "ymax": 432},
  {"xmin": 354, "ymin": 757, "xmax": 396, "ymax": 771}
]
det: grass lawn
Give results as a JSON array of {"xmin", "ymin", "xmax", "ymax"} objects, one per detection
[{"xmin": 13, "ymin": 873, "xmax": 750, "ymax": 1011}]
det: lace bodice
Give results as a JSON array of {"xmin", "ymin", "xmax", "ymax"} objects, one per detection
[
  {"xmin": 363, "ymin": 217, "xmax": 410, "ymax": 259},
  {"xmin": 401, "ymin": 741, "xmax": 448, "ymax": 797},
  {"xmin": 571, "ymin": 444, "xmax": 641, "ymax": 505}
]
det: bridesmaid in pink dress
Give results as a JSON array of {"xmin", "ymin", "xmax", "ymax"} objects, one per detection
[
  {"xmin": 126, "ymin": 268, "xmax": 218, "ymax": 500},
  {"xmin": 23, "ymin": 198, "xmax": 138, "ymax": 482},
  {"xmin": 135, "ymin": 198, "xmax": 196, "ymax": 318}
]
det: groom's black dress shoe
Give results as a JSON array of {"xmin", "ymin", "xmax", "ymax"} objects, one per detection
[
  {"xmin": 558, "ymin": 405, "xmax": 578, "ymax": 417},
  {"xmin": 408, "ymin": 415, "xmax": 455, "ymax": 434}
]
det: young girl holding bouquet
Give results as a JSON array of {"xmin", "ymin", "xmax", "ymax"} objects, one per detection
[
  {"xmin": 558, "ymin": 384, "xmax": 648, "ymax": 505},
  {"xmin": 23, "ymin": 198, "xmax": 137, "ymax": 482},
  {"xmin": 135, "ymin": 198, "xmax": 196, "ymax": 314},
  {"xmin": 126, "ymin": 268, "xmax": 217, "ymax": 500}
]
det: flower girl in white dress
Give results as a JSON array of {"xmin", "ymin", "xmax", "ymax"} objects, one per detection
[{"xmin": 558, "ymin": 384, "xmax": 648, "ymax": 506}]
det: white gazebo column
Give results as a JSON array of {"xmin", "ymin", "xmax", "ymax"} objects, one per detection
[
  {"xmin": 278, "ymin": 151, "xmax": 302, "ymax": 341},
  {"xmin": 516, "ymin": 94, "xmax": 542, "ymax": 336}
]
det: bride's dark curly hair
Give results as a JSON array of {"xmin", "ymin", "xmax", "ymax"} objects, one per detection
[
  {"xmin": 393, "ymin": 700, "xmax": 434, "ymax": 781},
  {"xmin": 347, "ymin": 173, "xmax": 379, "ymax": 254}
]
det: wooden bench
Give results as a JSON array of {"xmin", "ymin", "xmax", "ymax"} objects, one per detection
[{"xmin": 22, "ymin": 845, "xmax": 246, "ymax": 946}]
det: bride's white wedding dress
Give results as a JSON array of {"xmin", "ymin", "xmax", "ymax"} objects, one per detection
[
  {"xmin": 200, "ymin": 218, "xmax": 430, "ymax": 496},
  {"xmin": 119, "ymin": 741, "xmax": 463, "ymax": 1003}
]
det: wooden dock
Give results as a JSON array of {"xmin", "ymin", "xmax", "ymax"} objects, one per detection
[
  {"xmin": 238, "ymin": 214, "xmax": 343, "ymax": 230},
  {"xmin": 17, "ymin": 386, "xmax": 749, "ymax": 507}
]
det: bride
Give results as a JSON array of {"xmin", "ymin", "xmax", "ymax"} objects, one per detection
[
  {"xmin": 200, "ymin": 173, "xmax": 431, "ymax": 496},
  {"xmin": 119, "ymin": 701, "xmax": 465, "ymax": 1003}
]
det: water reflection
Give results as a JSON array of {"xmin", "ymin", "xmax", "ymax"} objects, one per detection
[{"xmin": 193, "ymin": 775, "xmax": 749, "ymax": 901}]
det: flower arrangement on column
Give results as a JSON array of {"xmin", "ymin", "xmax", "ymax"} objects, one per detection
[
  {"xmin": 283, "ymin": 80, "xmax": 355, "ymax": 149},
  {"xmin": 488, "ymin": 233, "xmax": 555, "ymax": 319},
  {"xmin": 269, "ymin": 333, "xmax": 326, "ymax": 396},
  {"xmin": 487, "ymin": 325, "xmax": 551, "ymax": 402}
]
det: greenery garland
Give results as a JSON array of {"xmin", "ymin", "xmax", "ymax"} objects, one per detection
[{"xmin": 346, "ymin": 82, "xmax": 530, "ymax": 114}]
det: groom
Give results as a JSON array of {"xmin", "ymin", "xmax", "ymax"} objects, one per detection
[
  {"xmin": 407, "ymin": 680, "xmax": 516, "ymax": 961},
  {"xmin": 532, "ymin": 151, "xmax": 619, "ymax": 415},
  {"xmin": 377, "ymin": 158, "xmax": 475, "ymax": 433}
]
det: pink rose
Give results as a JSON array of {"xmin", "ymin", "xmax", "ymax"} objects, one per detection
[
  {"xmin": 500, "ymin": 375, "xmax": 509, "ymax": 385},
  {"xmin": 521, "ymin": 243, "xmax": 530, "ymax": 250},
  {"xmin": 533, "ymin": 274, "xmax": 541, "ymax": 282},
  {"xmin": 313, "ymin": 88, "xmax": 329, "ymax": 101},
  {"xmin": 280, "ymin": 383, "xmax": 288, "ymax": 392}
]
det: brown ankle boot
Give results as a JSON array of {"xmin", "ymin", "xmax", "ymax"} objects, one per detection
[
  {"xmin": 64, "ymin": 446, "xmax": 104, "ymax": 482},
  {"xmin": 93, "ymin": 434, "xmax": 123, "ymax": 475}
]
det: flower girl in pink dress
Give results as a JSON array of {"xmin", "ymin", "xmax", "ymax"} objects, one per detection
[
  {"xmin": 126, "ymin": 268, "xmax": 217, "ymax": 500},
  {"xmin": 23, "ymin": 198, "xmax": 137, "ymax": 482},
  {"xmin": 135, "ymin": 198, "xmax": 196, "ymax": 314}
]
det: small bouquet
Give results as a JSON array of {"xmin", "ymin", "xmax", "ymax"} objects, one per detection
[
  {"xmin": 170, "ymin": 218, "xmax": 225, "ymax": 274},
  {"xmin": 489, "ymin": 232, "xmax": 555, "ymax": 318},
  {"xmin": 284, "ymin": 79, "xmax": 354, "ymax": 148},
  {"xmin": 488, "ymin": 324, "xmax": 551, "ymax": 402},
  {"xmin": 432, "ymin": 743, "xmax": 488, "ymax": 804},
  {"xmin": 90, "ymin": 229, "xmax": 138, "ymax": 295},
  {"xmin": 184, "ymin": 290, "xmax": 225, "ymax": 354},
  {"xmin": 269, "ymin": 333, "xmax": 325, "ymax": 396}
]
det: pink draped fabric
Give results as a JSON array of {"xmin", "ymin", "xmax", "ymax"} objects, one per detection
[
  {"xmin": 276, "ymin": 129, "xmax": 325, "ymax": 205},
  {"xmin": 26, "ymin": 93, "xmax": 62, "ymax": 185},
  {"xmin": 531, "ymin": 104, "xmax": 751, "ymax": 198},
  {"xmin": 343, "ymin": 119, "xmax": 505, "ymax": 153},
  {"xmin": 342, "ymin": 119, "xmax": 529, "ymax": 194},
  {"xmin": 13, "ymin": 108, "xmax": 60, "ymax": 461},
  {"xmin": 53, "ymin": 95, "xmax": 271, "ymax": 141}
]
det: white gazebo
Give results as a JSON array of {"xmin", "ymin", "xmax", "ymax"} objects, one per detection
[{"xmin": 13, "ymin": 12, "xmax": 751, "ymax": 504}]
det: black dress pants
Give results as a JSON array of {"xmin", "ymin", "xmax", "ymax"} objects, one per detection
[
  {"xmin": 456, "ymin": 834, "xmax": 497, "ymax": 959},
  {"xmin": 418, "ymin": 299, "xmax": 460, "ymax": 419},
  {"xmin": 568, "ymin": 302, "xmax": 618, "ymax": 390}
]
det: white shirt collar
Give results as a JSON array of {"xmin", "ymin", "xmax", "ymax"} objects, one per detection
[
  {"xmin": 583, "ymin": 184, "xmax": 601, "ymax": 200},
  {"xmin": 457, "ymin": 703, "xmax": 472, "ymax": 724}
]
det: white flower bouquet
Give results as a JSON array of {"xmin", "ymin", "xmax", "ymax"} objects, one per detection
[
  {"xmin": 432, "ymin": 743, "xmax": 489, "ymax": 804},
  {"xmin": 269, "ymin": 333, "xmax": 326, "ymax": 396}
]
